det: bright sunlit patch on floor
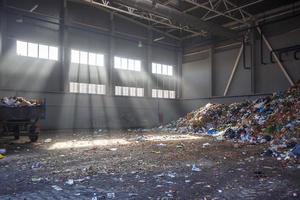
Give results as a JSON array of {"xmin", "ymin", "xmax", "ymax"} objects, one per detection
[
  {"xmin": 141, "ymin": 134, "xmax": 203, "ymax": 142},
  {"xmin": 48, "ymin": 138, "xmax": 130, "ymax": 150}
]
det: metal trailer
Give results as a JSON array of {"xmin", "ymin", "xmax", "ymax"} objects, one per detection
[{"xmin": 0, "ymin": 100, "xmax": 46, "ymax": 142}]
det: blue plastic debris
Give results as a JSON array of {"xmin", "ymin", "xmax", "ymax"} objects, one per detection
[
  {"xmin": 207, "ymin": 129, "xmax": 219, "ymax": 135},
  {"xmin": 291, "ymin": 144, "xmax": 300, "ymax": 156}
]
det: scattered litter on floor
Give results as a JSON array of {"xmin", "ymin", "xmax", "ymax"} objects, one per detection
[
  {"xmin": 192, "ymin": 164, "xmax": 201, "ymax": 172},
  {"xmin": 31, "ymin": 177, "xmax": 42, "ymax": 182},
  {"xmin": 0, "ymin": 154, "xmax": 5, "ymax": 159},
  {"xmin": 202, "ymin": 143, "xmax": 210, "ymax": 148},
  {"xmin": 44, "ymin": 138, "xmax": 52, "ymax": 143},
  {"xmin": 107, "ymin": 192, "xmax": 115, "ymax": 199},
  {"xmin": 52, "ymin": 185, "xmax": 63, "ymax": 191},
  {"xmin": 65, "ymin": 179, "xmax": 74, "ymax": 185}
]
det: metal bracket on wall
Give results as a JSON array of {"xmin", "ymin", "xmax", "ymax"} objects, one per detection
[
  {"xmin": 295, "ymin": 50, "xmax": 300, "ymax": 60},
  {"xmin": 270, "ymin": 45, "xmax": 300, "ymax": 63},
  {"xmin": 242, "ymin": 39, "xmax": 252, "ymax": 70},
  {"xmin": 256, "ymin": 26, "xmax": 295, "ymax": 86}
]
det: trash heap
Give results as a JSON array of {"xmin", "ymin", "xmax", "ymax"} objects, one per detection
[
  {"xmin": 0, "ymin": 96, "xmax": 41, "ymax": 107},
  {"xmin": 158, "ymin": 82, "xmax": 300, "ymax": 159}
]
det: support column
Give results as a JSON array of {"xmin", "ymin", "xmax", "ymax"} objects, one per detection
[
  {"xmin": 146, "ymin": 27, "xmax": 153, "ymax": 97},
  {"xmin": 0, "ymin": 0, "xmax": 7, "ymax": 88},
  {"xmin": 250, "ymin": 26, "xmax": 256, "ymax": 94},
  {"xmin": 208, "ymin": 45, "xmax": 214, "ymax": 97},
  {"xmin": 59, "ymin": 0, "xmax": 69, "ymax": 92},
  {"xmin": 0, "ymin": 0, "xmax": 6, "ymax": 54},
  {"xmin": 108, "ymin": 12, "xmax": 115, "ymax": 96},
  {"xmin": 176, "ymin": 44, "xmax": 183, "ymax": 99}
]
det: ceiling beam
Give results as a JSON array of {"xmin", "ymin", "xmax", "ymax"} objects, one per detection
[
  {"xmin": 204, "ymin": 0, "xmax": 264, "ymax": 21},
  {"xmin": 183, "ymin": 0, "xmax": 246, "ymax": 24},
  {"xmin": 112, "ymin": 0, "xmax": 238, "ymax": 39},
  {"xmin": 68, "ymin": 0, "xmax": 182, "ymax": 41}
]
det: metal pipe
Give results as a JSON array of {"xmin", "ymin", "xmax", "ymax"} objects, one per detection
[
  {"xmin": 224, "ymin": 43, "xmax": 244, "ymax": 96},
  {"xmin": 256, "ymin": 27, "xmax": 294, "ymax": 86}
]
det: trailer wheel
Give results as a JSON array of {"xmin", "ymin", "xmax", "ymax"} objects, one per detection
[{"xmin": 29, "ymin": 135, "xmax": 38, "ymax": 142}]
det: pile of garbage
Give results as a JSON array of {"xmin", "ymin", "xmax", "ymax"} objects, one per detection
[
  {"xmin": 0, "ymin": 96, "xmax": 41, "ymax": 107},
  {"xmin": 158, "ymin": 82, "xmax": 300, "ymax": 159}
]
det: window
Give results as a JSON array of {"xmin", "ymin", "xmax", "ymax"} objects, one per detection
[
  {"xmin": 163, "ymin": 90, "xmax": 169, "ymax": 99},
  {"xmin": 157, "ymin": 64, "xmax": 162, "ymax": 74},
  {"xmin": 69, "ymin": 82, "xmax": 79, "ymax": 93},
  {"xmin": 128, "ymin": 59, "xmax": 135, "ymax": 71},
  {"xmin": 80, "ymin": 51, "xmax": 88, "ymax": 65},
  {"xmin": 157, "ymin": 90, "xmax": 163, "ymax": 98},
  {"xmin": 152, "ymin": 89, "xmax": 157, "ymax": 98},
  {"xmin": 16, "ymin": 40, "xmax": 58, "ymax": 61},
  {"xmin": 115, "ymin": 86, "xmax": 122, "ymax": 96},
  {"xmin": 152, "ymin": 63, "xmax": 157, "ymax": 74},
  {"xmin": 89, "ymin": 84, "xmax": 96, "ymax": 94},
  {"xmin": 39, "ymin": 44, "xmax": 48, "ymax": 59},
  {"xmin": 123, "ymin": 87, "xmax": 129, "ymax": 96},
  {"xmin": 168, "ymin": 65, "xmax": 173, "ymax": 76},
  {"xmin": 89, "ymin": 53, "xmax": 96, "ymax": 66},
  {"xmin": 115, "ymin": 86, "xmax": 144, "ymax": 97},
  {"xmin": 79, "ymin": 83, "xmax": 88, "ymax": 94},
  {"xmin": 71, "ymin": 49, "xmax": 104, "ymax": 66},
  {"xmin": 16, "ymin": 41, "xmax": 27, "ymax": 56},
  {"xmin": 27, "ymin": 42, "xmax": 38, "ymax": 58},
  {"xmin": 96, "ymin": 85, "xmax": 106, "ymax": 95},
  {"xmin": 137, "ymin": 88, "xmax": 144, "ymax": 97},
  {"xmin": 134, "ymin": 60, "xmax": 141, "ymax": 71},
  {"xmin": 152, "ymin": 89, "xmax": 176, "ymax": 99},
  {"xmin": 152, "ymin": 62, "xmax": 173, "ymax": 76},
  {"xmin": 130, "ymin": 87, "xmax": 136, "ymax": 96},
  {"xmin": 162, "ymin": 65, "xmax": 168, "ymax": 75},
  {"xmin": 49, "ymin": 46, "xmax": 58, "ymax": 60},
  {"xmin": 169, "ymin": 90, "xmax": 176, "ymax": 99},
  {"xmin": 121, "ymin": 58, "xmax": 128, "ymax": 69},
  {"xmin": 114, "ymin": 57, "xmax": 121, "ymax": 69},
  {"xmin": 96, "ymin": 54, "xmax": 104, "ymax": 67},
  {"xmin": 114, "ymin": 56, "xmax": 141, "ymax": 72},
  {"xmin": 69, "ymin": 82, "xmax": 105, "ymax": 95},
  {"xmin": 71, "ymin": 50, "xmax": 80, "ymax": 63}
]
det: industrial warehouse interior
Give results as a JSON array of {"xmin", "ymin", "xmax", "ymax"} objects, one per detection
[{"xmin": 0, "ymin": 0, "xmax": 300, "ymax": 199}]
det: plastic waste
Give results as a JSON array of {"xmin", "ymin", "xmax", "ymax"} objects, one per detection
[
  {"xmin": 52, "ymin": 185, "xmax": 63, "ymax": 191},
  {"xmin": 0, "ymin": 149, "xmax": 6, "ymax": 154},
  {"xmin": 207, "ymin": 129, "xmax": 219, "ymax": 135},
  {"xmin": 107, "ymin": 192, "xmax": 115, "ymax": 199},
  {"xmin": 191, "ymin": 164, "xmax": 201, "ymax": 172},
  {"xmin": 44, "ymin": 138, "xmax": 52, "ymax": 143},
  {"xmin": 291, "ymin": 144, "xmax": 300, "ymax": 156}
]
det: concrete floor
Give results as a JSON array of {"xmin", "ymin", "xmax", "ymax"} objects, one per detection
[{"xmin": 0, "ymin": 131, "xmax": 299, "ymax": 200}]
